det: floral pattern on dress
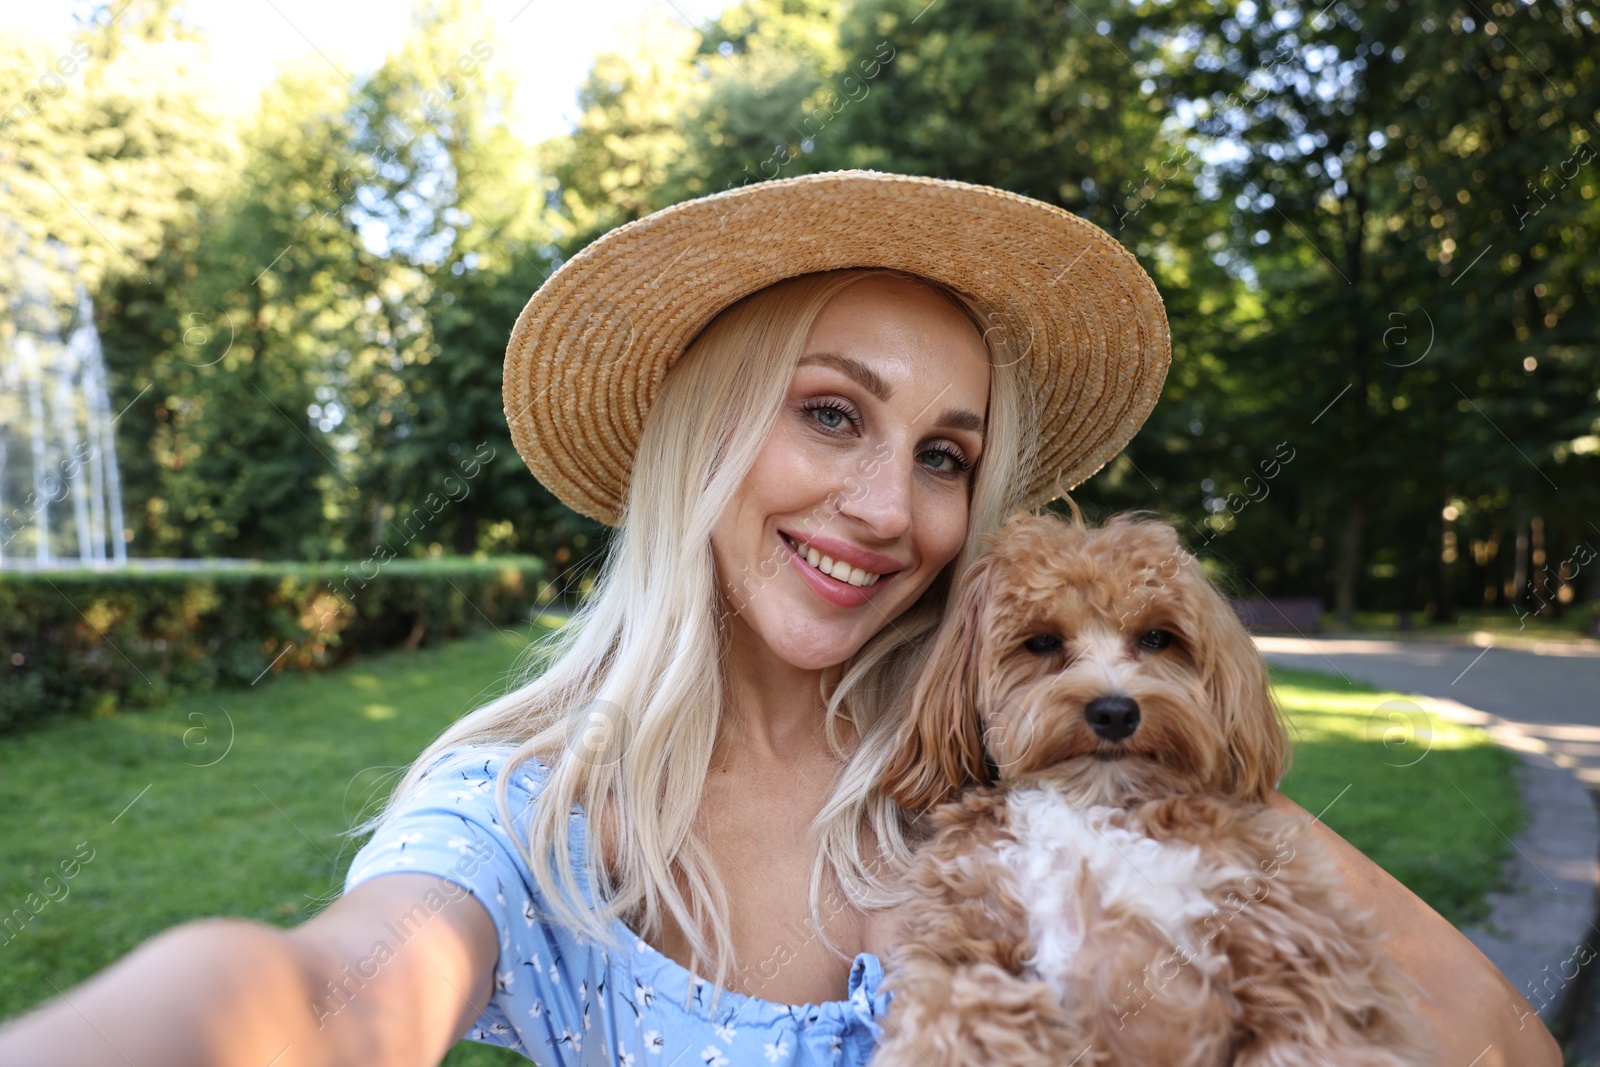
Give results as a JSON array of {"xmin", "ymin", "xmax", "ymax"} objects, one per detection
[{"xmin": 344, "ymin": 745, "xmax": 893, "ymax": 1066}]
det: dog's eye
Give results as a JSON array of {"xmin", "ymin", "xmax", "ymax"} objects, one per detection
[
  {"xmin": 1137, "ymin": 629, "xmax": 1174, "ymax": 651},
  {"xmin": 1022, "ymin": 634, "xmax": 1063, "ymax": 655}
]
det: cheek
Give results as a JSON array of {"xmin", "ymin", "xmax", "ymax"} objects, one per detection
[
  {"xmin": 713, "ymin": 425, "xmax": 833, "ymax": 569},
  {"xmin": 729, "ymin": 429, "xmax": 806, "ymax": 525},
  {"xmin": 984, "ymin": 685, "xmax": 1053, "ymax": 769},
  {"xmin": 755, "ymin": 420, "xmax": 852, "ymax": 499},
  {"xmin": 919, "ymin": 498, "xmax": 970, "ymax": 569}
]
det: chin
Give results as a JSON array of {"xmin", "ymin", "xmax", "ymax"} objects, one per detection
[
  {"xmin": 737, "ymin": 603, "xmax": 865, "ymax": 674},
  {"xmin": 869, "ymin": 509, "xmax": 1428, "ymax": 1067}
]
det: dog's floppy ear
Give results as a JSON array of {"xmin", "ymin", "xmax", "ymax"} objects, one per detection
[
  {"xmin": 1189, "ymin": 562, "xmax": 1292, "ymax": 801},
  {"xmin": 880, "ymin": 551, "xmax": 1000, "ymax": 813}
]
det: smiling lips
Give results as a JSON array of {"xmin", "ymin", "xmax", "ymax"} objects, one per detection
[
  {"xmin": 781, "ymin": 532, "xmax": 885, "ymax": 587},
  {"xmin": 777, "ymin": 530, "xmax": 903, "ymax": 608}
]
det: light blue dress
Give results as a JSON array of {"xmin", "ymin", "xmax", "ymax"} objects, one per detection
[{"xmin": 343, "ymin": 745, "xmax": 892, "ymax": 1066}]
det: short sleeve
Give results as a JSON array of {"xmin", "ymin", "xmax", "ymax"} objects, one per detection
[{"xmin": 342, "ymin": 745, "xmax": 595, "ymax": 1062}]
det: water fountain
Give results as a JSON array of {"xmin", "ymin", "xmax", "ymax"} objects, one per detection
[{"xmin": 0, "ymin": 242, "xmax": 129, "ymax": 569}]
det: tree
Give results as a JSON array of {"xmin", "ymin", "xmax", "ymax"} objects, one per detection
[
  {"xmin": 337, "ymin": 0, "xmax": 575, "ymax": 559},
  {"xmin": 131, "ymin": 62, "xmax": 374, "ymax": 558},
  {"xmin": 1, "ymin": 1, "xmax": 236, "ymax": 558},
  {"xmin": 1162, "ymin": 0, "xmax": 1598, "ymax": 620}
]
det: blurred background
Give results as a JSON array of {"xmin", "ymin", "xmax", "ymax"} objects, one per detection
[
  {"xmin": 1, "ymin": 0, "xmax": 1598, "ymax": 1059},
  {"xmin": 2, "ymin": 0, "xmax": 1595, "ymax": 617}
]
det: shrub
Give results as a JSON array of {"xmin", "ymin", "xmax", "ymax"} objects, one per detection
[{"xmin": 0, "ymin": 556, "xmax": 549, "ymax": 733}]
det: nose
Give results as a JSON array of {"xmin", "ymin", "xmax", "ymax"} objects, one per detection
[
  {"xmin": 1085, "ymin": 694, "xmax": 1141, "ymax": 742},
  {"xmin": 836, "ymin": 444, "xmax": 913, "ymax": 541}
]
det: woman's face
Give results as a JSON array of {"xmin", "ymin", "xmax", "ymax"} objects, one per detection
[{"xmin": 711, "ymin": 275, "xmax": 992, "ymax": 673}]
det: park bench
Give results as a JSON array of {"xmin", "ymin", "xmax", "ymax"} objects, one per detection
[{"xmin": 1230, "ymin": 596, "xmax": 1324, "ymax": 633}]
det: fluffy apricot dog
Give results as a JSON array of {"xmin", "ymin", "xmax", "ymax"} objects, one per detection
[{"xmin": 872, "ymin": 507, "xmax": 1425, "ymax": 1067}]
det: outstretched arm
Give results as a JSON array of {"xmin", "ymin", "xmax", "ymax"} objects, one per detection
[
  {"xmin": 1265, "ymin": 789, "xmax": 1561, "ymax": 1067},
  {"xmin": 0, "ymin": 873, "xmax": 498, "ymax": 1067}
]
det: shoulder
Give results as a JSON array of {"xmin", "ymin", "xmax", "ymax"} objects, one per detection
[
  {"xmin": 410, "ymin": 745, "xmax": 554, "ymax": 800},
  {"xmin": 344, "ymin": 745, "xmax": 561, "ymax": 897},
  {"xmin": 389, "ymin": 745, "xmax": 570, "ymax": 834}
]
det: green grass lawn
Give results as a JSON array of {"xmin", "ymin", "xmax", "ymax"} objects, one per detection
[
  {"xmin": 1271, "ymin": 666, "xmax": 1523, "ymax": 927},
  {"xmin": 0, "ymin": 620, "xmax": 557, "ymax": 1066},
  {"xmin": 0, "ymin": 629, "xmax": 1522, "ymax": 1063}
]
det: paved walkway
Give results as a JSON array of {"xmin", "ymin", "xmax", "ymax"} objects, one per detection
[{"xmin": 1254, "ymin": 633, "xmax": 1600, "ymax": 1033}]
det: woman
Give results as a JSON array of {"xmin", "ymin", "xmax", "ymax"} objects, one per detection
[{"xmin": 0, "ymin": 171, "xmax": 1558, "ymax": 1066}]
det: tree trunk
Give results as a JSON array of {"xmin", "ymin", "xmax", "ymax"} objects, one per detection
[
  {"xmin": 1531, "ymin": 515, "xmax": 1552, "ymax": 617},
  {"xmin": 369, "ymin": 492, "xmax": 386, "ymax": 553},
  {"xmin": 1510, "ymin": 518, "xmax": 1529, "ymax": 606},
  {"xmin": 1436, "ymin": 496, "xmax": 1456, "ymax": 624},
  {"xmin": 1336, "ymin": 500, "xmax": 1365, "ymax": 627},
  {"xmin": 1585, "ymin": 567, "xmax": 1600, "ymax": 637}
]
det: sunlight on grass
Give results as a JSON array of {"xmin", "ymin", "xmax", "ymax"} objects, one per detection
[
  {"xmin": 1275, "ymin": 681, "xmax": 1486, "ymax": 753},
  {"xmin": 1271, "ymin": 666, "xmax": 1523, "ymax": 928}
]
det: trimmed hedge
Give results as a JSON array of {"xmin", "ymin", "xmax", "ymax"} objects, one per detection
[{"xmin": 0, "ymin": 556, "xmax": 551, "ymax": 733}]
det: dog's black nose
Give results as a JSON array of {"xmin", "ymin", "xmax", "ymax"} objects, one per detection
[{"xmin": 1085, "ymin": 695, "xmax": 1141, "ymax": 742}]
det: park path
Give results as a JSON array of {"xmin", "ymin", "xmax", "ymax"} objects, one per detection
[{"xmin": 1254, "ymin": 634, "xmax": 1600, "ymax": 1033}]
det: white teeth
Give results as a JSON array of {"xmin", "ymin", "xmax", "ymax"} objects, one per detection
[{"xmin": 784, "ymin": 534, "xmax": 883, "ymax": 587}]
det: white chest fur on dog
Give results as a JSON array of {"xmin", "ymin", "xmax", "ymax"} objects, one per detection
[{"xmin": 990, "ymin": 783, "xmax": 1242, "ymax": 1000}]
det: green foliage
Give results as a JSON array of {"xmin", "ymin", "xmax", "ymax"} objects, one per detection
[
  {"xmin": 1142, "ymin": 0, "xmax": 1600, "ymax": 618},
  {"xmin": 537, "ymin": 9, "xmax": 711, "ymax": 242},
  {"xmin": 117, "ymin": 64, "xmax": 378, "ymax": 559},
  {"xmin": 5, "ymin": 0, "xmax": 596, "ymax": 569},
  {"xmin": 0, "ymin": 2, "xmax": 231, "ymax": 302},
  {"xmin": 0, "ymin": 555, "xmax": 548, "ymax": 733},
  {"xmin": 341, "ymin": 3, "xmax": 591, "ymax": 560},
  {"xmin": 3, "ymin": 0, "xmax": 1596, "ymax": 624}
]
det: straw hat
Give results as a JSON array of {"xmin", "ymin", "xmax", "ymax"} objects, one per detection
[{"xmin": 503, "ymin": 169, "xmax": 1170, "ymax": 527}]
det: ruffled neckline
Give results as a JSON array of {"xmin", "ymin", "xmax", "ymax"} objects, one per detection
[{"xmin": 614, "ymin": 917, "xmax": 889, "ymax": 1034}]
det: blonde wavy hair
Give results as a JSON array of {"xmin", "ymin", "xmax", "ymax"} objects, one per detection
[{"xmin": 363, "ymin": 267, "xmax": 1041, "ymax": 1009}]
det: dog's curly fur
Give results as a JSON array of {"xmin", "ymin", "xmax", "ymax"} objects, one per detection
[{"xmin": 871, "ymin": 508, "xmax": 1427, "ymax": 1067}]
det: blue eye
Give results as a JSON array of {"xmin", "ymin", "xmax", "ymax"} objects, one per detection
[
  {"xmin": 800, "ymin": 399, "xmax": 974, "ymax": 477},
  {"xmin": 923, "ymin": 445, "xmax": 974, "ymax": 475},
  {"xmin": 801, "ymin": 398, "xmax": 860, "ymax": 431}
]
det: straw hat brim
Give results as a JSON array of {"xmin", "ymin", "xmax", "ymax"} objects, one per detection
[{"xmin": 503, "ymin": 169, "xmax": 1171, "ymax": 527}]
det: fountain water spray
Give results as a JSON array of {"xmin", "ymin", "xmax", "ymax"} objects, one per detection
[{"xmin": 1, "ymin": 243, "xmax": 129, "ymax": 569}]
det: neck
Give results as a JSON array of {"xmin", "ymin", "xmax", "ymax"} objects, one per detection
[{"xmin": 717, "ymin": 618, "xmax": 849, "ymax": 766}]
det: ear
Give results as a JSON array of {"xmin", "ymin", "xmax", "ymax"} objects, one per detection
[
  {"xmin": 1190, "ymin": 560, "xmax": 1292, "ymax": 801},
  {"xmin": 880, "ymin": 552, "xmax": 1000, "ymax": 813}
]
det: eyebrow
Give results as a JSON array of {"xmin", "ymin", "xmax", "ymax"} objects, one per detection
[{"xmin": 797, "ymin": 352, "xmax": 987, "ymax": 440}]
